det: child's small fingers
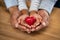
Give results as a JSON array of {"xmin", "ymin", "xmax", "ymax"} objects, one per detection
[
  {"xmin": 26, "ymin": 29, "xmax": 31, "ymax": 33},
  {"xmin": 32, "ymin": 18, "xmax": 40, "ymax": 28},
  {"xmin": 22, "ymin": 23, "xmax": 31, "ymax": 28},
  {"xmin": 18, "ymin": 25, "xmax": 27, "ymax": 31},
  {"xmin": 31, "ymin": 28, "xmax": 36, "ymax": 32}
]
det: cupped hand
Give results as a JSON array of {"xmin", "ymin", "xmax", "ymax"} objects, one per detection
[
  {"xmin": 18, "ymin": 9, "xmax": 31, "ymax": 33},
  {"xmin": 9, "ymin": 7, "xmax": 31, "ymax": 33},
  {"xmin": 9, "ymin": 6, "xmax": 21, "ymax": 28},
  {"xmin": 35, "ymin": 10, "xmax": 49, "ymax": 31},
  {"xmin": 30, "ymin": 11, "xmax": 42, "ymax": 32}
]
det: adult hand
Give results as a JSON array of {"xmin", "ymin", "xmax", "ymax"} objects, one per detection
[
  {"xmin": 9, "ymin": 6, "xmax": 21, "ymax": 28},
  {"xmin": 35, "ymin": 10, "xmax": 49, "ymax": 31},
  {"xmin": 9, "ymin": 6, "xmax": 30, "ymax": 33}
]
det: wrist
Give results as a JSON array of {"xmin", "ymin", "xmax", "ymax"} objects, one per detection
[
  {"xmin": 38, "ymin": 9, "xmax": 49, "ymax": 17},
  {"xmin": 38, "ymin": 9, "xmax": 49, "ymax": 15},
  {"xmin": 21, "ymin": 9, "xmax": 28, "ymax": 15},
  {"xmin": 30, "ymin": 11, "xmax": 37, "ymax": 15},
  {"xmin": 8, "ymin": 6, "xmax": 19, "ymax": 14},
  {"xmin": 8, "ymin": 6, "xmax": 21, "ymax": 16}
]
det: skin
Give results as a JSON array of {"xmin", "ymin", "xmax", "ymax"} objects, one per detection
[
  {"xmin": 9, "ymin": 6, "xmax": 31, "ymax": 33},
  {"xmin": 36, "ymin": 10, "xmax": 49, "ymax": 31},
  {"xmin": 30, "ymin": 11, "xmax": 42, "ymax": 32},
  {"xmin": 21, "ymin": 10, "xmax": 49, "ymax": 33},
  {"xmin": 18, "ymin": 9, "xmax": 31, "ymax": 33},
  {"xmin": 9, "ymin": 6, "xmax": 49, "ymax": 33},
  {"xmin": 29, "ymin": 10, "xmax": 49, "ymax": 32}
]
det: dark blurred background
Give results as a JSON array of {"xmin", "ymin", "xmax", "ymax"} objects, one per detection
[{"xmin": 55, "ymin": 0, "xmax": 60, "ymax": 8}]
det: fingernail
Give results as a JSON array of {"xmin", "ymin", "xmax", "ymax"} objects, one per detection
[
  {"xmin": 28, "ymin": 26, "xmax": 32, "ymax": 29},
  {"xmin": 29, "ymin": 26, "xmax": 31, "ymax": 28},
  {"xmin": 31, "ymin": 25, "xmax": 35, "ymax": 28},
  {"xmin": 42, "ymin": 22, "xmax": 46, "ymax": 26}
]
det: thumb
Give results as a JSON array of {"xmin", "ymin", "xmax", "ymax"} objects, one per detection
[
  {"xmin": 42, "ymin": 22, "xmax": 46, "ymax": 27},
  {"xmin": 15, "ymin": 23, "xmax": 19, "ymax": 28}
]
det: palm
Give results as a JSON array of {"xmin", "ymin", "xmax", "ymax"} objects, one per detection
[{"xmin": 35, "ymin": 10, "xmax": 49, "ymax": 31}]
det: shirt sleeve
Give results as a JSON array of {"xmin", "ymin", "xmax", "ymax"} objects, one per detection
[
  {"xmin": 18, "ymin": 0, "xmax": 28, "ymax": 11},
  {"xmin": 29, "ymin": 0, "xmax": 41, "ymax": 12},
  {"xmin": 4, "ymin": 0, "xmax": 18, "ymax": 8},
  {"xmin": 39, "ymin": 0, "xmax": 57, "ymax": 14}
]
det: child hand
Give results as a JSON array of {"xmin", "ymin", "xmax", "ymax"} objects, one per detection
[
  {"xmin": 30, "ymin": 11, "xmax": 42, "ymax": 32},
  {"xmin": 18, "ymin": 9, "xmax": 31, "ymax": 33}
]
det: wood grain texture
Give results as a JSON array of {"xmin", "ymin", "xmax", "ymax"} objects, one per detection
[{"xmin": 0, "ymin": 0, "xmax": 60, "ymax": 40}]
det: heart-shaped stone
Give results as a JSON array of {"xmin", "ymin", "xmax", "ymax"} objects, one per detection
[{"xmin": 25, "ymin": 17, "xmax": 36, "ymax": 26}]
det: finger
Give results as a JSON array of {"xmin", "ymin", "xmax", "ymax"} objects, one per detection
[
  {"xmin": 35, "ymin": 22, "xmax": 47, "ymax": 31},
  {"xmin": 10, "ymin": 18, "xmax": 18, "ymax": 28},
  {"xmin": 41, "ymin": 17, "xmax": 49, "ymax": 27},
  {"xmin": 21, "ymin": 18, "xmax": 31, "ymax": 28},
  {"xmin": 17, "ymin": 15, "xmax": 27, "ymax": 23},
  {"xmin": 36, "ymin": 24, "xmax": 44, "ymax": 31},
  {"xmin": 18, "ymin": 15, "xmax": 31, "ymax": 28},
  {"xmin": 26, "ymin": 29, "xmax": 31, "ymax": 33},
  {"xmin": 14, "ymin": 20, "xmax": 19, "ymax": 28},
  {"xmin": 31, "ymin": 18, "xmax": 40, "ymax": 32},
  {"xmin": 13, "ymin": 19, "xmax": 19, "ymax": 28},
  {"xmin": 18, "ymin": 24, "xmax": 31, "ymax": 33},
  {"xmin": 20, "ymin": 23, "xmax": 31, "ymax": 33},
  {"xmin": 42, "ymin": 21, "xmax": 49, "ymax": 27},
  {"xmin": 31, "ymin": 17, "xmax": 40, "ymax": 28},
  {"xmin": 17, "ymin": 16, "xmax": 22, "ymax": 23},
  {"xmin": 21, "ymin": 22, "xmax": 31, "ymax": 28},
  {"xmin": 31, "ymin": 14, "xmax": 42, "ymax": 27},
  {"xmin": 42, "ymin": 22, "xmax": 46, "ymax": 27},
  {"xmin": 18, "ymin": 25, "xmax": 27, "ymax": 31},
  {"xmin": 31, "ymin": 28, "xmax": 36, "ymax": 32},
  {"xmin": 34, "ymin": 17, "xmax": 41, "ymax": 27},
  {"xmin": 31, "ymin": 20, "xmax": 40, "ymax": 28}
]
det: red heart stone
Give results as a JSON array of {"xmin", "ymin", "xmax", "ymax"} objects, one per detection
[{"xmin": 25, "ymin": 17, "xmax": 36, "ymax": 26}]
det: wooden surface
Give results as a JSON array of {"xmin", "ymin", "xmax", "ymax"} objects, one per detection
[
  {"xmin": 0, "ymin": 6, "xmax": 60, "ymax": 40},
  {"xmin": 0, "ymin": 4, "xmax": 60, "ymax": 40}
]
